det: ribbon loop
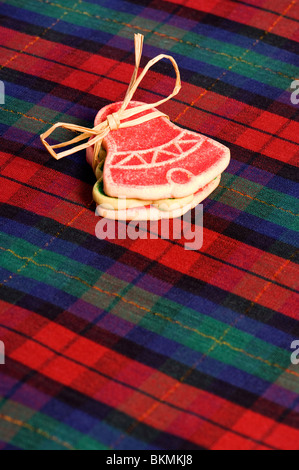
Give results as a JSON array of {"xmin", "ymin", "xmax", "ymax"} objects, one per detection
[{"xmin": 40, "ymin": 33, "xmax": 181, "ymax": 165}]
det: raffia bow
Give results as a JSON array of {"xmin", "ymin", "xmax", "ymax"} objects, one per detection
[{"xmin": 40, "ymin": 34, "xmax": 181, "ymax": 172}]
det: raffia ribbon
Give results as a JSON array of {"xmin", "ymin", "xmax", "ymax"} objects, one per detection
[{"xmin": 40, "ymin": 34, "xmax": 181, "ymax": 172}]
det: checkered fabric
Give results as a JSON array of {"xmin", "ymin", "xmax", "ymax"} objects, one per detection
[{"xmin": 0, "ymin": 0, "xmax": 299, "ymax": 451}]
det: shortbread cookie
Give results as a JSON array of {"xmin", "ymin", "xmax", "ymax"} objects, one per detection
[{"xmin": 92, "ymin": 179, "xmax": 195, "ymax": 211}]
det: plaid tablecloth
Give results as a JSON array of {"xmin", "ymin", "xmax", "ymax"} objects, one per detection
[{"xmin": 0, "ymin": 0, "xmax": 298, "ymax": 451}]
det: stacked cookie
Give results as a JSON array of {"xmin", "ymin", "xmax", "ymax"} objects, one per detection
[{"xmin": 87, "ymin": 101, "xmax": 230, "ymax": 221}]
